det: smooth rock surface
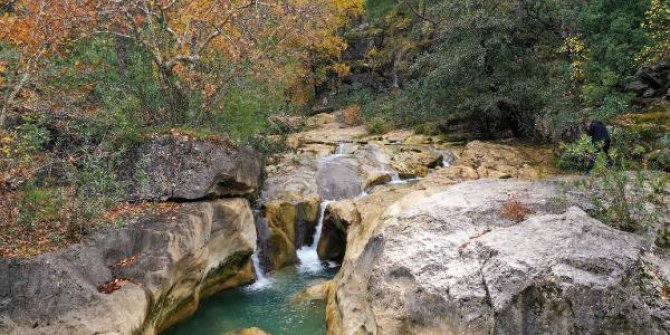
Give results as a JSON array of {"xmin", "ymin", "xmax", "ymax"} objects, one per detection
[
  {"xmin": 327, "ymin": 180, "xmax": 670, "ymax": 335},
  {"xmin": 0, "ymin": 199, "xmax": 257, "ymax": 335},
  {"xmin": 119, "ymin": 135, "xmax": 262, "ymax": 201}
]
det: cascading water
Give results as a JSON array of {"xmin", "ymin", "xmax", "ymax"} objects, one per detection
[
  {"xmin": 335, "ymin": 143, "xmax": 347, "ymax": 155},
  {"xmin": 246, "ymin": 251, "xmax": 273, "ymax": 291},
  {"xmin": 166, "ymin": 141, "xmax": 425, "ymax": 335},
  {"xmin": 297, "ymin": 201, "xmax": 331, "ymax": 273}
]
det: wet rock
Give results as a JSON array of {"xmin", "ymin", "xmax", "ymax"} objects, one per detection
[
  {"xmin": 290, "ymin": 280, "xmax": 330, "ymax": 303},
  {"xmin": 0, "ymin": 199, "xmax": 257, "ymax": 335},
  {"xmin": 317, "ymin": 200, "xmax": 359, "ymax": 262},
  {"xmin": 118, "ymin": 135, "xmax": 262, "ymax": 201},
  {"xmin": 328, "ymin": 180, "xmax": 670, "ymax": 335},
  {"xmin": 262, "ymin": 195, "xmax": 321, "ymax": 270}
]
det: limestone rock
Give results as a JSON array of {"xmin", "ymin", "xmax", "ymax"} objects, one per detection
[
  {"xmin": 328, "ymin": 180, "xmax": 670, "ymax": 335},
  {"xmin": 291, "ymin": 280, "xmax": 330, "ymax": 303},
  {"xmin": 260, "ymin": 195, "xmax": 321, "ymax": 271},
  {"xmin": 316, "ymin": 155, "xmax": 365, "ymax": 201},
  {"xmin": 118, "ymin": 135, "xmax": 262, "ymax": 201},
  {"xmin": 0, "ymin": 199, "xmax": 257, "ymax": 335},
  {"xmin": 306, "ymin": 113, "xmax": 337, "ymax": 128},
  {"xmin": 387, "ymin": 145, "xmax": 443, "ymax": 178}
]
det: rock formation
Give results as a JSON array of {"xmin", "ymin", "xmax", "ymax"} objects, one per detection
[
  {"xmin": 119, "ymin": 135, "xmax": 262, "ymax": 201},
  {"xmin": 0, "ymin": 199, "xmax": 257, "ymax": 335},
  {"xmin": 325, "ymin": 180, "xmax": 670, "ymax": 335}
]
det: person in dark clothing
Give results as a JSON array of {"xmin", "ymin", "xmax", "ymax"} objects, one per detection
[{"xmin": 582, "ymin": 120, "xmax": 612, "ymax": 175}]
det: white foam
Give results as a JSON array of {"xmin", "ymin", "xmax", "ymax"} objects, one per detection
[
  {"xmin": 246, "ymin": 251, "xmax": 273, "ymax": 291},
  {"xmin": 297, "ymin": 201, "xmax": 331, "ymax": 274}
]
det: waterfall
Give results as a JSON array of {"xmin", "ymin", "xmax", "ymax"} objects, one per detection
[
  {"xmin": 246, "ymin": 251, "xmax": 273, "ymax": 291},
  {"xmin": 335, "ymin": 143, "xmax": 347, "ymax": 155},
  {"xmin": 296, "ymin": 201, "xmax": 331, "ymax": 273}
]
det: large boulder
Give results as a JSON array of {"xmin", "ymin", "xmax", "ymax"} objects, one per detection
[
  {"xmin": 327, "ymin": 180, "xmax": 670, "ymax": 335},
  {"xmin": 119, "ymin": 135, "xmax": 262, "ymax": 201},
  {"xmin": 0, "ymin": 199, "xmax": 257, "ymax": 335}
]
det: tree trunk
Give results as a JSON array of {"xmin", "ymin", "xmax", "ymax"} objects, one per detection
[
  {"xmin": 0, "ymin": 72, "xmax": 29, "ymax": 129},
  {"xmin": 158, "ymin": 66, "xmax": 189, "ymax": 125},
  {"xmin": 0, "ymin": 105, "xmax": 7, "ymax": 128}
]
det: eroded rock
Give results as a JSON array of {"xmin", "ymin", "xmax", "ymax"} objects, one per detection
[
  {"xmin": 0, "ymin": 199, "xmax": 257, "ymax": 335},
  {"xmin": 328, "ymin": 180, "xmax": 670, "ymax": 335}
]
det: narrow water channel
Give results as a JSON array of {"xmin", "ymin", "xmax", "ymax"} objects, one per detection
[
  {"xmin": 164, "ymin": 265, "xmax": 337, "ymax": 335},
  {"xmin": 165, "ymin": 143, "xmax": 401, "ymax": 335},
  {"xmin": 166, "ymin": 201, "xmax": 337, "ymax": 335}
]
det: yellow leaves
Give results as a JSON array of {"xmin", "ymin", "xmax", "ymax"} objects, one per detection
[
  {"xmin": 638, "ymin": 0, "xmax": 670, "ymax": 65},
  {"xmin": 559, "ymin": 36, "xmax": 587, "ymax": 83},
  {"xmin": 330, "ymin": 62, "xmax": 351, "ymax": 77},
  {"xmin": 0, "ymin": 133, "xmax": 12, "ymax": 157}
]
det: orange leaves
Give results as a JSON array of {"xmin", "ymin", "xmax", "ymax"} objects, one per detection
[
  {"xmin": 500, "ymin": 195, "xmax": 534, "ymax": 222},
  {"xmin": 115, "ymin": 254, "xmax": 140, "ymax": 268},
  {"xmin": 0, "ymin": 0, "xmax": 95, "ymax": 58},
  {"xmin": 98, "ymin": 278, "xmax": 135, "ymax": 294}
]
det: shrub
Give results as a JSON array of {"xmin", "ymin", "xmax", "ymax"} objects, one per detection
[
  {"xmin": 500, "ymin": 196, "xmax": 533, "ymax": 222},
  {"xmin": 574, "ymin": 154, "xmax": 668, "ymax": 244},
  {"xmin": 342, "ymin": 105, "xmax": 362, "ymax": 126},
  {"xmin": 366, "ymin": 116, "xmax": 392, "ymax": 135}
]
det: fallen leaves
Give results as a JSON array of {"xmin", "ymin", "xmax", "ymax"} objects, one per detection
[
  {"xmin": 114, "ymin": 254, "xmax": 140, "ymax": 268},
  {"xmin": 98, "ymin": 278, "xmax": 135, "ymax": 294}
]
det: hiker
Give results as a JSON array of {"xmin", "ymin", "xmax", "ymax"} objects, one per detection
[{"xmin": 582, "ymin": 119, "xmax": 612, "ymax": 175}]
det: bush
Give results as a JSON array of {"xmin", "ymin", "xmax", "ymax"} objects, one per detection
[
  {"xmin": 557, "ymin": 135, "xmax": 599, "ymax": 171},
  {"xmin": 366, "ymin": 116, "xmax": 392, "ymax": 135}
]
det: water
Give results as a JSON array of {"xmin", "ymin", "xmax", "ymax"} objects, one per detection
[
  {"xmin": 164, "ymin": 267, "xmax": 337, "ymax": 335},
  {"xmin": 246, "ymin": 251, "xmax": 272, "ymax": 291},
  {"xmin": 297, "ymin": 201, "xmax": 331, "ymax": 274},
  {"xmin": 165, "ymin": 144, "xmax": 402, "ymax": 335},
  {"xmin": 165, "ymin": 202, "xmax": 336, "ymax": 335},
  {"xmin": 335, "ymin": 143, "xmax": 347, "ymax": 155}
]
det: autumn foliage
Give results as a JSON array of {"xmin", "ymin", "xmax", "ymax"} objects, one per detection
[
  {"xmin": 0, "ymin": 0, "xmax": 363, "ymax": 124},
  {"xmin": 0, "ymin": 0, "xmax": 363, "ymax": 257},
  {"xmin": 500, "ymin": 196, "xmax": 533, "ymax": 222}
]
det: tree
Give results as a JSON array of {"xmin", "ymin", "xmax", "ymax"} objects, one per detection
[
  {"xmin": 639, "ymin": 0, "xmax": 670, "ymax": 65},
  {"xmin": 92, "ymin": 0, "xmax": 362, "ymax": 123},
  {"xmin": 394, "ymin": 0, "xmax": 577, "ymax": 138},
  {"xmin": 0, "ymin": 0, "xmax": 93, "ymax": 127}
]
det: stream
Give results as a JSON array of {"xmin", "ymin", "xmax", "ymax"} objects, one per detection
[
  {"xmin": 165, "ymin": 143, "xmax": 410, "ymax": 335},
  {"xmin": 166, "ymin": 201, "xmax": 337, "ymax": 335},
  {"xmin": 164, "ymin": 265, "xmax": 337, "ymax": 335}
]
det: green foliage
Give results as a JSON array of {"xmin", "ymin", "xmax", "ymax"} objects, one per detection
[
  {"xmin": 575, "ymin": 159, "xmax": 667, "ymax": 240},
  {"xmin": 17, "ymin": 187, "xmax": 65, "ymax": 228},
  {"xmin": 343, "ymin": 0, "xmax": 658, "ymax": 141},
  {"xmin": 579, "ymin": 0, "xmax": 649, "ymax": 108},
  {"xmin": 560, "ymin": 133, "xmax": 669, "ymax": 246},
  {"xmin": 638, "ymin": 0, "xmax": 670, "ymax": 64},
  {"xmin": 366, "ymin": 116, "xmax": 393, "ymax": 135},
  {"xmin": 557, "ymin": 135, "xmax": 598, "ymax": 171}
]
